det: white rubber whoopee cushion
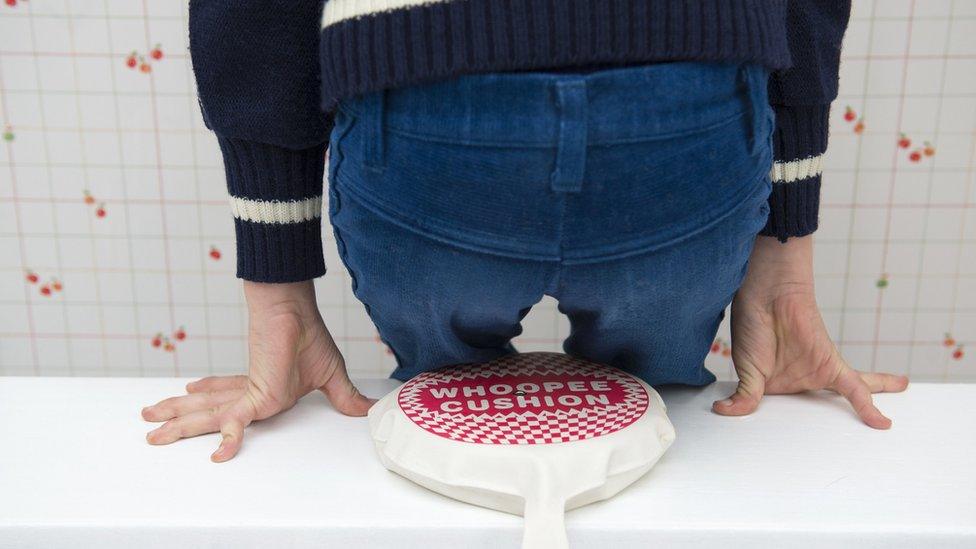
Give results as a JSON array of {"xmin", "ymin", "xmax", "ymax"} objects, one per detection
[{"xmin": 369, "ymin": 352, "xmax": 676, "ymax": 548}]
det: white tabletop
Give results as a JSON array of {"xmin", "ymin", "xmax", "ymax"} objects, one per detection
[{"xmin": 0, "ymin": 377, "xmax": 973, "ymax": 548}]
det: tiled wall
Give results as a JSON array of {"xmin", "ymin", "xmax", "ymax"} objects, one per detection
[{"xmin": 0, "ymin": 0, "xmax": 973, "ymax": 381}]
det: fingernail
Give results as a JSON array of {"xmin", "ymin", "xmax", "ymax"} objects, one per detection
[{"xmin": 717, "ymin": 399, "xmax": 734, "ymax": 407}]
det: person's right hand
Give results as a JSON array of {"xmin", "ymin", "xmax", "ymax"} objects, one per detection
[{"xmin": 141, "ymin": 280, "xmax": 373, "ymax": 462}]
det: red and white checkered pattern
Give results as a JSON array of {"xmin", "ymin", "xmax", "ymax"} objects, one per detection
[{"xmin": 397, "ymin": 353, "xmax": 650, "ymax": 445}]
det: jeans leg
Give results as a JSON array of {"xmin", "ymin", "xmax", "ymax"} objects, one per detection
[
  {"xmin": 554, "ymin": 186, "xmax": 769, "ymax": 387},
  {"xmin": 329, "ymin": 183, "xmax": 554, "ymax": 381}
]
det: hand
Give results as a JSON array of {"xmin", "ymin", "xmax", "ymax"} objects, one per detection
[
  {"xmin": 142, "ymin": 280, "xmax": 374, "ymax": 461},
  {"xmin": 713, "ymin": 235, "xmax": 909, "ymax": 428}
]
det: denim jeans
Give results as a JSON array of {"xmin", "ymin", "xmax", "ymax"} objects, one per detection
[{"xmin": 328, "ymin": 62, "xmax": 773, "ymax": 386}]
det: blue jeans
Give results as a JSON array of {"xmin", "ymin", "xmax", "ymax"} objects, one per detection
[{"xmin": 328, "ymin": 62, "xmax": 773, "ymax": 386}]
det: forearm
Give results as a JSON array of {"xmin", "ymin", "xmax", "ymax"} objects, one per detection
[
  {"xmin": 763, "ymin": 0, "xmax": 852, "ymax": 242},
  {"xmin": 189, "ymin": 0, "xmax": 330, "ymax": 283}
]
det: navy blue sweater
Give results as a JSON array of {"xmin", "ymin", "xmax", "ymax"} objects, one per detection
[{"xmin": 189, "ymin": 0, "xmax": 850, "ymax": 283}]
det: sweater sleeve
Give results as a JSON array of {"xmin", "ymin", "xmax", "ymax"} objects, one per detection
[
  {"xmin": 763, "ymin": 0, "xmax": 852, "ymax": 241},
  {"xmin": 189, "ymin": 0, "xmax": 331, "ymax": 282}
]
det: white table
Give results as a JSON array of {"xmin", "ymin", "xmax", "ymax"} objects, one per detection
[{"xmin": 0, "ymin": 377, "xmax": 973, "ymax": 548}]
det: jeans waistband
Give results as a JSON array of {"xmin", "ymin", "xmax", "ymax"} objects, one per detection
[{"xmin": 338, "ymin": 62, "xmax": 769, "ymax": 147}]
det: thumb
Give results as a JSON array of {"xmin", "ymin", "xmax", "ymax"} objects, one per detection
[
  {"xmin": 211, "ymin": 398, "xmax": 256, "ymax": 463},
  {"xmin": 712, "ymin": 365, "xmax": 765, "ymax": 417},
  {"xmin": 319, "ymin": 360, "xmax": 375, "ymax": 417}
]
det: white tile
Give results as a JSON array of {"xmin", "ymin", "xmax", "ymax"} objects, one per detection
[
  {"xmin": 132, "ymin": 271, "xmax": 171, "ymax": 303},
  {"xmin": 865, "ymin": 59, "xmax": 907, "ymax": 95},
  {"xmin": 69, "ymin": 17, "xmax": 113, "ymax": 55},
  {"xmin": 0, "ymin": 337, "xmax": 35, "ymax": 372},
  {"xmin": 34, "ymin": 337, "xmax": 72, "ymax": 373},
  {"xmin": 947, "ymin": 18, "xmax": 976, "ymax": 55},
  {"xmin": 885, "ymin": 242, "xmax": 923, "ymax": 275},
  {"xmin": 914, "ymin": 0, "xmax": 953, "ymax": 18},
  {"xmin": 899, "ymin": 96, "xmax": 941, "ymax": 135},
  {"xmin": 908, "ymin": 19, "xmax": 952, "ymax": 56},
  {"xmin": 891, "ymin": 170, "xmax": 931, "ymax": 204},
  {"xmin": 77, "ymin": 94, "xmax": 119, "ymax": 131},
  {"xmin": 840, "ymin": 310, "xmax": 879, "ymax": 344},
  {"xmin": 0, "ymin": 303, "xmax": 30, "ymax": 334},
  {"xmin": 842, "ymin": 21, "xmax": 873, "ymax": 57},
  {"xmin": 850, "ymin": 207, "xmax": 891, "ymax": 239},
  {"xmin": 942, "ymin": 59, "xmax": 976, "ymax": 94},
  {"xmin": 20, "ymin": 236, "xmax": 60, "ymax": 268},
  {"xmin": 887, "ymin": 207, "xmax": 927, "ymax": 240},
  {"xmin": 0, "ymin": 16, "xmax": 34, "ymax": 53},
  {"xmin": 904, "ymin": 59, "xmax": 946, "ymax": 95},
  {"xmin": 870, "ymin": 20, "xmax": 912, "ymax": 56},
  {"xmin": 925, "ymin": 208, "xmax": 966, "ymax": 240},
  {"xmin": 103, "ymin": 337, "xmax": 143, "ymax": 372},
  {"xmin": 35, "ymin": 57, "xmax": 77, "ymax": 93},
  {"xmin": 102, "ymin": 304, "xmax": 141, "ymax": 336}
]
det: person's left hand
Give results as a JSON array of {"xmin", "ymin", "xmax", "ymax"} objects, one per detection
[{"xmin": 713, "ymin": 235, "xmax": 909, "ymax": 428}]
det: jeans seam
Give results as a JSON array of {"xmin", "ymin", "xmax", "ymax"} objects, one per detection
[
  {"xmin": 342, "ymin": 109, "xmax": 748, "ymax": 148},
  {"xmin": 328, "ymin": 114, "xmax": 406, "ymax": 369},
  {"xmin": 561, "ymin": 159, "xmax": 772, "ymax": 265},
  {"xmin": 334, "ymin": 170, "xmax": 563, "ymax": 262}
]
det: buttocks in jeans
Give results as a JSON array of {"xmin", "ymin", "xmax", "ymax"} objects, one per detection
[{"xmin": 327, "ymin": 62, "xmax": 773, "ymax": 386}]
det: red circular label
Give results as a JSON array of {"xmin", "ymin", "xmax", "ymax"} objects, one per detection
[{"xmin": 397, "ymin": 353, "xmax": 650, "ymax": 445}]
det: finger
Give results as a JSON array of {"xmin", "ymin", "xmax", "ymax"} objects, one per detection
[
  {"xmin": 146, "ymin": 402, "xmax": 233, "ymax": 445},
  {"xmin": 142, "ymin": 389, "xmax": 243, "ymax": 422},
  {"xmin": 712, "ymin": 366, "xmax": 765, "ymax": 417},
  {"xmin": 185, "ymin": 375, "xmax": 248, "ymax": 394},
  {"xmin": 859, "ymin": 372, "xmax": 909, "ymax": 394},
  {"xmin": 319, "ymin": 361, "xmax": 375, "ymax": 417},
  {"xmin": 831, "ymin": 367, "xmax": 892, "ymax": 430},
  {"xmin": 211, "ymin": 399, "xmax": 255, "ymax": 463}
]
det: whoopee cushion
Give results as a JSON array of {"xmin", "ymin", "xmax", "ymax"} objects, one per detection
[{"xmin": 369, "ymin": 352, "xmax": 675, "ymax": 548}]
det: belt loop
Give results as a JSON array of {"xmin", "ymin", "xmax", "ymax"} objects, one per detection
[
  {"xmin": 741, "ymin": 64, "xmax": 770, "ymax": 157},
  {"xmin": 550, "ymin": 78, "xmax": 588, "ymax": 193},
  {"xmin": 362, "ymin": 90, "xmax": 386, "ymax": 172}
]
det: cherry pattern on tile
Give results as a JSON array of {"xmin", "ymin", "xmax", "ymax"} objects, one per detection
[
  {"xmin": 710, "ymin": 337, "xmax": 732, "ymax": 359},
  {"xmin": 943, "ymin": 333, "xmax": 965, "ymax": 362},
  {"xmin": 898, "ymin": 132, "xmax": 936, "ymax": 163},
  {"xmin": 125, "ymin": 44, "xmax": 163, "ymax": 74},
  {"xmin": 82, "ymin": 189, "xmax": 107, "ymax": 219},
  {"xmin": 844, "ymin": 106, "xmax": 865, "ymax": 135},
  {"xmin": 24, "ymin": 269, "xmax": 63, "ymax": 298},
  {"xmin": 373, "ymin": 334, "xmax": 393, "ymax": 355},
  {"xmin": 151, "ymin": 326, "xmax": 186, "ymax": 352}
]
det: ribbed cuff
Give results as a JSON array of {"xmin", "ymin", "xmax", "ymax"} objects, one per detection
[
  {"xmin": 216, "ymin": 136, "xmax": 327, "ymax": 282},
  {"xmin": 233, "ymin": 217, "xmax": 326, "ymax": 282},
  {"xmin": 760, "ymin": 175, "xmax": 821, "ymax": 241},
  {"xmin": 762, "ymin": 104, "xmax": 831, "ymax": 241}
]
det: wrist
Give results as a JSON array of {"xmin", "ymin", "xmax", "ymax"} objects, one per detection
[
  {"xmin": 243, "ymin": 280, "xmax": 319, "ymax": 318},
  {"xmin": 739, "ymin": 235, "xmax": 816, "ymax": 301},
  {"xmin": 750, "ymin": 235, "xmax": 813, "ymax": 276}
]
